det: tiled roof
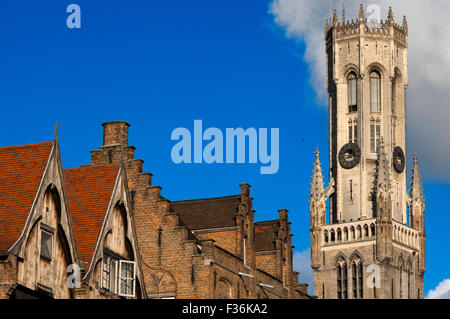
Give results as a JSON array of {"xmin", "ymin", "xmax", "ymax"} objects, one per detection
[
  {"xmin": 0, "ymin": 142, "xmax": 53, "ymax": 251},
  {"xmin": 64, "ymin": 163, "xmax": 120, "ymax": 269},
  {"xmin": 170, "ymin": 195, "xmax": 241, "ymax": 230},
  {"xmin": 255, "ymin": 220, "xmax": 279, "ymax": 252}
]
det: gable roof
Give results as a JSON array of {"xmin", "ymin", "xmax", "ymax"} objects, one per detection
[
  {"xmin": 255, "ymin": 220, "xmax": 280, "ymax": 252},
  {"xmin": 170, "ymin": 195, "xmax": 241, "ymax": 230},
  {"xmin": 64, "ymin": 163, "xmax": 120, "ymax": 269},
  {"xmin": 0, "ymin": 142, "xmax": 54, "ymax": 252}
]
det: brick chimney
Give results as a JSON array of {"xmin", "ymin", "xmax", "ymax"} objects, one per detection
[
  {"xmin": 102, "ymin": 121, "xmax": 130, "ymax": 146},
  {"xmin": 91, "ymin": 121, "xmax": 136, "ymax": 165}
]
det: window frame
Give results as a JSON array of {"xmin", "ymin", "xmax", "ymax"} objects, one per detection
[
  {"xmin": 370, "ymin": 71, "xmax": 381, "ymax": 113},
  {"xmin": 102, "ymin": 250, "xmax": 136, "ymax": 298},
  {"xmin": 347, "ymin": 72, "xmax": 358, "ymax": 113},
  {"xmin": 119, "ymin": 260, "xmax": 136, "ymax": 298},
  {"xmin": 40, "ymin": 226, "xmax": 54, "ymax": 261}
]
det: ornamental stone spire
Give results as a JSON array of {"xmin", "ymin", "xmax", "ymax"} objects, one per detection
[
  {"xmin": 310, "ymin": 147, "xmax": 325, "ymax": 202},
  {"xmin": 410, "ymin": 153, "xmax": 424, "ymax": 202}
]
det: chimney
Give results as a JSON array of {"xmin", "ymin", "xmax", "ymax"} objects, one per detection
[
  {"xmin": 91, "ymin": 121, "xmax": 135, "ymax": 165},
  {"xmin": 102, "ymin": 121, "xmax": 130, "ymax": 146},
  {"xmin": 278, "ymin": 209, "xmax": 288, "ymax": 221}
]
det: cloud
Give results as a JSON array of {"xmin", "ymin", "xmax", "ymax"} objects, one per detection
[
  {"xmin": 293, "ymin": 248, "xmax": 313, "ymax": 294},
  {"xmin": 269, "ymin": 0, "xmax": 450, "ymax": 182},
  {"xmin": 426, "ymin": 279, "xmax": 450, "ymax": 299}
]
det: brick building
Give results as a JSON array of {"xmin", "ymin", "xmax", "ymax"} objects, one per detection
[
  {"xmin": 0, "ymin": 121, "xmax": 310, "ymax": 299},
  {"xmin": 91, "ymin": 121, "xmax": 310, "ymax": 299}
]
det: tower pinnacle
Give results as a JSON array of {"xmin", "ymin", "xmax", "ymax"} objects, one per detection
[
  {"xmin": 359, "ymin": 4, "xmax": 364, "ymax": 21},
  {"xmin": 410, "ymin": 153, "xmax": 424, "ymax": 202},
  {"xmin": 388, "ymin": 6, "xmax": 394, "ymax": 24},
  {"xmin": 310, "ymin": 147, "xmax": 325, "ymax": 202}
]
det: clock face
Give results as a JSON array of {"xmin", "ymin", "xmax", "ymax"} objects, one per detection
[
  {"xmin": 393, "ymin": 146, "xmax": 405, "ymax": 173},
  {"xmin": 338, "ymin": 143, "xmax": 361, "ymax": 169}
]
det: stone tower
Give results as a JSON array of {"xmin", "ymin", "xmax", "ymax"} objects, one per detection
[{"xmin": 310, "ymin": 5, "xmax": 425, "ymax": 299}]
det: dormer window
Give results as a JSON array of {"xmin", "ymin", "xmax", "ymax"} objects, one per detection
[
  {"xmin": 102, "ymin": 250, "xmax": 136, "ymax": 297},
  {"xmin": 347, "ymin": 72, "xmax": 357, "ymax": 113},
  {"xmin": 40, "ymin": 227, "xmax": 53, "ymax": 261}
]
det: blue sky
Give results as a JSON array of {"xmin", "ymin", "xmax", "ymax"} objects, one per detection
[{"xmin": 0, "ymin": 0, "xmax": 448, "ymax": 296}]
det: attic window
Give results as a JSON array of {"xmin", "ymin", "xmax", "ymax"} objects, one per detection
[
  {"xmin": 40, "ymin": 230, "xmax": 53, "ymax": 261},
  {"xmin": 102, "ymin": 251, "xmax": 136, "ymax": 297}
]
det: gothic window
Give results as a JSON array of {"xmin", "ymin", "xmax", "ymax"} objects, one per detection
[
  {"xmin": 348, "ymin": 119, "xmax": 358, "ymax": 144},
  {"xmin": 406, "ymin": 261, "xmax": 413, "ymax": 299},
  {"xmin": 351, "ymin": 258, "xmax": 364, "ymax": 299},
  {"xmin": 370, "ymin": 71, "xmax": 381, "ymax": 112},
  {"xmin": 324, "ymin": 230, "xmax": 329, "ymax": 243},
  {"xmin": 337, "ymin": 259, "xmax": 348, "ymax": 299},
  {"xmin": 331, "ymin": 229, "xmax": 335, "ymax": 242},
  {"xmin": 344, "ymin": 228, "xmax": 348, "ymax": 241},
  {"xmin": 364, "ymin": 224, "xmax": 369, "ymax": 238},
  {"xmin": 370, "ymin": 224, "xmax": 376, "ymax": 237},
  {"xmin": 337, "ymin": 228, "xmax": 342, "ymax": 241},
  {"xmin": 357, "ymin": 225, "xmax": 362, "ymax": 239},
  {"xmin": 348, "ymin": 72, "xmax": 357, "ymax": 113},
  {"xmin": 351, "ymin": 257, "xmax": 364, "ymax": 299},
  {"xmin": 398, "ymin": 258, "xmax": 405, "ymax": 299},
  {"xmin": 352, "ymin": 262, "xmax": 357, "ymax": 298},
  {"xmin": 337, "ymin": 264, "xmax": 342, "ymax": 299},
  {"xmin": 358, "ymin": 262, "xmax": 363, "ymax": 298},
  {"xmin": 370, "ymin": 118, "xmax": 381, "ymax": 153},
  {"xmin": 350, "ymin": 226, "xmax": 355, "ymax": 240}
]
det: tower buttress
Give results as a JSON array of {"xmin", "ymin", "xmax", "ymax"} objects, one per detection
[
  {"xmin": 310, "ymin": 148, "xmax": 326, "ymax": 268},
  {"xmin": 376, "ymin": 140, "xmax": 393, "ymax": 262}
]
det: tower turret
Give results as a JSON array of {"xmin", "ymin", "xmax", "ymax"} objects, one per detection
[{"xmin": 312, "ymin": 4, "xmax": 424, "ymax": 299}]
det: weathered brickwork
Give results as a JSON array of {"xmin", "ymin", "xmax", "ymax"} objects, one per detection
[{"xmin": 90, "ymin": 120, "xmax": 310, "ymax": 299}]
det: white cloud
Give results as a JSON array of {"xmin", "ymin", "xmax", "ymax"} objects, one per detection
[
  {"xmin": 293, "ymin": 248, "xmax": 314, "ymax": 294},
  {"xmin": 269, "ymin": 0, "xmax": 450, "ymax": 181},
  {"xmin": 426, "ymin": 279, "xmax": 450, "ymax": 299}
]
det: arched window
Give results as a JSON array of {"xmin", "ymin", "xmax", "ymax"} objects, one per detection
[
  {"xmin": 337, "ymin": 258, "xmax": 348, "ymax": 299},
  {"xmin": 347, "ymin": 72, "xmax": 357, "ymax": 113},
  {"xmin": 358, "ymin": 262, "xmax": 363, "ymax": 298},
  {"xmin": 351, "ymin": 257, "xmax": 364, "ymax": 299},
  {"xmin": 324, "ymin": 230, "xmax": 329, "ymax": 243},
  {"xmin": 352, "ymin": 262, "xmax": 357, "ymax": 298},
  {"xmin": 337, "ymin": 264, "xmax": 342, "ymax": 299},
  {"xmin": 337, "ymin": 228, "xmax": 342, "ymax": 241},
  {"xmin": 364, "ymin": 224, "xmax": 369, "ymax": 238},
  {"xmin": 370, "ymin": 71, "xmax": 381, "ymax": 112},
  {"xmin": 407, "ymin": 263, "xmax": 412, "ymax": 299},
  {"xmin": 370, "ymin": 224, "xmax": 376, "ymax": 237}
]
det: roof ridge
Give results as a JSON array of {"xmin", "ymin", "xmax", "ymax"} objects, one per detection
[
  {"xmin": 64, "ymin": 163, "xmax": 121, "ymax": 171},
  {"xmin": 171, "ymin": 194, "xmax": 240, "ymax": 204},
  {"xmin": 0, "ymin": 141, "xmax": 53, "ymax": 151}
]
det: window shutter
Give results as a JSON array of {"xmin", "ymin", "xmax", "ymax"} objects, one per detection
[{"xmin": 118, "ymin": 260, "xmax": 136, "ymax": 297}]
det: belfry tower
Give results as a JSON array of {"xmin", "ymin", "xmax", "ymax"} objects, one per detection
[{"xmin": 310, "ymin": 5, "xmax": 425, "ymax": 299}]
